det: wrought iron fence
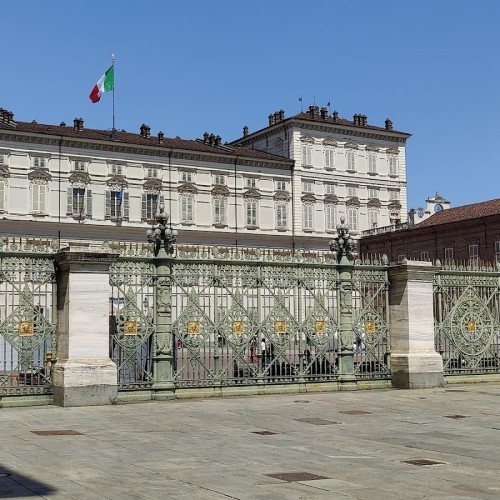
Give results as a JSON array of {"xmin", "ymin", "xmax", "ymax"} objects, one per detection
[
  {"xmin": 108, "ymin": 243, "xmax": 156, "ymax": 391},
  {"xmin": 0, "ymin": 237, "xmax": 58, "ymax": 397},
  {"xmin": 434, "ymin": 260, "xmax": 500, "ymax": 375}
]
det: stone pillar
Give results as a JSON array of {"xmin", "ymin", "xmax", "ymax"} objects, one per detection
[
  {"xmin": 389, "ymin": 261, "xmax": 444, "ymax": 389},
  {"xmin": 53, "ymin": 244, "xmax": 119, "ymax": 406}
]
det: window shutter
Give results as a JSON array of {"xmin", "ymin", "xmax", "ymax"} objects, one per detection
[
  {"xmin": 0, "ymin": 180, "xmax": 4, "ymax": 210},
  {"xmin": 39, "ymin": 185, "xmax": 46, "ymax": 212},
  {"xmin": 141, "ymin": 193, "xmax": 147, "ymax": 220},
  {"xmin": 105, "ymin": 190, "xmax": 111, "ymax": 219},
  {"xmin": 123, "ymin": 192, "xmax": 129, "ymax": 219},
  {"xmin": 86, "ymin": 189, "xmax": 92, "ymax": 217},
  {"xmin": 66, "ymin": 188, "xmax": 73, "ymax": 215},
  {"xmin": 186, "ymin": 197, "xmax": 192, "ymax": 222}
]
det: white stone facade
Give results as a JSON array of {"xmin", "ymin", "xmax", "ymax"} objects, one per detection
[{"xmin": 232, "ymin": 106, "xmax": 410, "ymax": 239}]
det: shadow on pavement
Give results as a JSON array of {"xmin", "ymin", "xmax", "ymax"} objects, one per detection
[{"xmin": 0, "ymin": 465, "xmax": 57, "ymax": 498}]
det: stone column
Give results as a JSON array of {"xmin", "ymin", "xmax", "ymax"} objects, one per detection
[
  {"xmin": 389, "ymin": 261, "xmax": 444, "ymax": 389},
  {"xmin": 53, "ymin": 244, "xmax": 119, "ymax": 406}
]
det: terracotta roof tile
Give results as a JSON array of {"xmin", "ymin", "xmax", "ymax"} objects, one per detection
[{"xmin": 416, "ymin": 199, "xmax": 500, "ymax": 228}]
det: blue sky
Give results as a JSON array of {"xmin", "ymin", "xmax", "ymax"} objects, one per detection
[{"xmin": 3, "ymin": 0, "xmax": 499, "ymax": 210}]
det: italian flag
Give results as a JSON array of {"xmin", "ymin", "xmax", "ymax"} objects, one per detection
[{"xmin": 89, "ymin": 65, "xmax": 114, "ymax": 103}]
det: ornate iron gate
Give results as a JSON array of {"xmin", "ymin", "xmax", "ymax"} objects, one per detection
[
  {"xmin": 0, "ymin": 238, "xmax": 57, "ymax": 398},
  {"xmin": 352, "ymin": 258, "xmax": 390, "ymax": 379},
  {"xmin": 434, "ymin": 261, "xmax": 500, "ymax": 375},
  {"xmin": 109, "ymin": 249, "xmax": 156, "ymax": 391}
]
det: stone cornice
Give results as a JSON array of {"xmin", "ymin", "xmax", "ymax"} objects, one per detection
[{"xmin": 0, "ymin": 130, "xmax": 293, "ymax": 172}]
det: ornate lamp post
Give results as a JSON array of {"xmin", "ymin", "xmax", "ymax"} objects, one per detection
[
  {"xmin": 330, "ymin": 217, "xmax": 356, "ymax": 388},
  {"xmin": 147, "ymin": 203, "xmax": 177, "ymax": 400}
]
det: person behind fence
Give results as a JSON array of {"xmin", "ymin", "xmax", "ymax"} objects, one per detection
[{"xmin": 261, "ymin": 338, "xmax": 267, "ymax": 365}]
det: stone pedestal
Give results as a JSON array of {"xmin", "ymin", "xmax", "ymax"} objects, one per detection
[
  {"xmin": 389, "ymin": 262, "xmax": 444, "ymax": 389},
  {"xmin": 53, "ymin": 244, "xmax": 119, "ymax": 406}
]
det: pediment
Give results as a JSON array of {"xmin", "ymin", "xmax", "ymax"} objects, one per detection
[
  {"xmin": 178, "ymin": 182, "xmax": 197, "ymax": 194},
  {"xmin": 144, "ymin": 178, "xmax": 163, "ymax": 192},
  {"xmin": 386, "ymin": 147, "xmax": 399, "ymax": 154},
  {"xmin": 301, "ymin": 193, "xmax": 316, "ymax": 202},
  {"xmin": 323, "ymin": 137, "xmax": 337, "ymax": 147},
  {"xmin": 107, "ymin": 176, "xmax": 128, "ymax": 189},
  {"xmin": 69, "ymin": 171, "xmax": 90, "ymax": 185},
  {"xmin": 366, "ymin": 143, "xmax": 379, "ymax": 152},
  {"xmin": 346, "ymin": 196, "xmax": 360, "ymax": 206},
  {"xmin": 211, "ymin": 185, "xmax": 230, "ymax": 196},
  {"xmin": 388, "ymin": 200, "xmax": 402, "ymax": 209},
  {"xmin": 300, "ymin": 135, "xmax": 314, "ymax": 144},
  {"xmin": 367, "ymin": 198, "xmax": 382, "ymax": 208},
  {"xmin": 344, "ymin": 141, "xmax": 358, "ymax": 150},
  {"xmin": 274, "ymin": 191, "xmax": 290, "ymax": 202},
  {"xmin": 324, "ymin": 194, "xmax": 338, "ymax": 203},
  {"xmin": 28, "ymin": 169, "xmax": 51, "ymax": 181},
  {"xmin": 243, "ymin": 188, "xmax": 261, "ymax": 199}
]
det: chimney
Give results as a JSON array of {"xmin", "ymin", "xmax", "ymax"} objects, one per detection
[
  {"xmin": 209, "ymin": 133, "xmax": 215, "ymax": 145},
  {"xmin": 203, "ymin": 132, "xmax": 209, "ymax": 143},
  {"xmin": 320, "ymin": 107, "xmax": 328, "ymax": 120},
  {"xmin": 332, "ymin": 110, "xmax": 339, "ymax": 122},
  {"xmin": 274, "ymin": 111, "xmax": 280, "ymax": 124},
  {"xmin": 7, "ymin": 111, "xmax": 13, "ymax": 124},
  {"xmin": 385, "ymin": 118, "xmax": 393, "ymax": 130},
  {"xmin": 0, "ymin": 108, "xmax": 4, "ymax": 124},
  {"xmin": 268, "ymin": 114, "xmax": 275, "ymax": 126},
  {"xmin": 362, "ymin": 115, "xmax": 367, "ymax": 126},
  {"xmin": 278, "ymin": 109, "xmax": 285, "ymax": 121},
  {"xmin": 215, "ymin": 135, "xmax": 222, "ymax": 146},
  {"xmin": 73, "ymin": 117, "xmax": 84, "ymax": 131},
  {"xmin": 243, "ymin": 125, "xmax": 249, "ymax": 136},
  {"xmin": 60, "ymin": 121, "xmax": 66, "ymax": 127},
  {"xmin": 158, "ymin": 131, "xmax": 164, "ymax": 143},
  {"xmin": 140, "ymin": 124, "xmax": 151, "ymax": 138}
]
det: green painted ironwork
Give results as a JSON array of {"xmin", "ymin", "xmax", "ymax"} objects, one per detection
[
  {"xmin": 0, "ymin": 237, "xmax": 57, "ymax": 396},
  {"xmin": 434, "ymin": 260, "xmax": 500, "ymax": 375}
]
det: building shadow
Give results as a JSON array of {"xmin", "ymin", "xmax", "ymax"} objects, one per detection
[{"xmin": 0, "ymin": 465, "xmax": 56, "ymax": 498}]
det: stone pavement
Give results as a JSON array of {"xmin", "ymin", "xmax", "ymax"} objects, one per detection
[{"xmin": 1, "ymin": 383, "xmax": 500, "ymax": 499}]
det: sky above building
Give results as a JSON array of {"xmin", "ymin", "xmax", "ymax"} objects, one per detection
[{"xmin": 3, "ymin": 0, "xmax": 499, "ymax": 210}]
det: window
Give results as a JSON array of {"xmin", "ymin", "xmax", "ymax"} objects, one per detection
[
  {"xmin": 325, "ymin": 204, "xmax": 336, "ymax": 231},
  {"xmin": 111, "ymin": 164, "xmax": 124, "ymax": 176},
  {"xmin": 31, "ymin": 183, "xmax": 47, "ymax": 212},
  {"xmin": 303, "ymin": 203, "xmax": 314, "ymax": 230},
  {"xmin": 214, "ymin": 174, "xmax": 226, "ymax": 186},
  {"xmin": 180, "ymin": 171, "xmax": 193, "ymax": 183},
  {"xmin": 325, "ymin": 183, "xmax": 335, "ymax": 195},
  {"xmin": 346, "ymin": 151, "xmax": 355, "ymax": 171},
  {"xmin": 397, "ymin": 255, "xmax": 406, "ymax": 263},
  {"xmin": 444, "ymin": 247, "xmax": 454, "ymax": 261},
  {"xmin": 276, "ymin": 180, "xmax": 287, "ymax": 191},
  {"xmin": 180, "ymin": 194, "xmax": 194, "ymax": 223},
  {"xmin": 324, "ymin": 148, "xmax": 335, "ymax": 169},
  {"xmin": 33, "ymin": 157, "xmax": 47, "ymax": 169},
  {"xmin": 213, "ymin": 197, "xmax": 227, "ymax": 225},
  {"xmin": 389, "ymin": 190, "xmax": 400, "ymax": 201},
  {"xmin": 347, "ymin": 186, "xmax": 357, "ymax": 197},
  {"xmin": 276, "ymin": 203, "xmax": 287, "ymax": 229},
  {"xmin": 246, "ymin": 199, "xmax": 258, "ymax": 226},
  {"xmin": 347, "ymin": 207, "xmax": 358, "ymax": 230},
  {"xmin": 67, "ymin": 187, "xmax": 92, "ymax": 218},
  {"xmin": 302, "ymin": 180, "xmax": 313, "ymax": 193},
  {"xmin": 302, "ymin": 145, "xmax": 312, "ymax": 166},
  {"xmin": 146, "ymin": 167, "xmax": 159, "ymax": 178},
  {"xmin": 368, "ymin": 154, "xmax": 377, "ymax": 174},
  {"xmin": 389, "ymin": 156, "xmax": 398, "ymax": 176},
  {"xmin": 105, "ymin": 190, "xmax": 129, "ymax": 219},
  {"xmin": 469, "ymin": 244, "xmax": 479, "ymax": 261},
  {"xmin": 420, "ymin": 251, "xmax": 429, "ymax": 261},
  {"xmin": 142, "ymin": 193, "xmax": 164, "ymax": 220},
  {"xmin": 368, "ymin": 209, "xmax": 379, "ymax": 228},
  {"xmin": 368, "ymin": 187, "xmax": 379, "ymax": 199},
  {"xmin": 245, "ymin": 177, "xmax": 257, "ymax": 189},
  {"xmin": 73, "ymin": 160, "xmax": 87, "ymax": 172}
]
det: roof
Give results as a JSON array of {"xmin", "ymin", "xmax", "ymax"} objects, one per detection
[
  {"xmin": 417, "ymin": 199, "xmax": 500, "ymax": 228},
  {"xmin": 0, "ymin": 119, "xmax": 291, "ymax": 164}
]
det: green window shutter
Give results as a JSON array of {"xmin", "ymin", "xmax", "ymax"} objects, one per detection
[
  {"xmin": 105, "ymin": 190, "xmax": 111, "ymax": 219},
  {"xmin": 86, "ymin": 189, "xmax": 92, "ymax": 217},
  {"xmin": 66, "ymin": 188, "xmax": 73, "ymax": 215}
]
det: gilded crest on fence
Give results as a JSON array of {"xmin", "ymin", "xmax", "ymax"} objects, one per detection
[
  {"xmin": 274, "ymin": 320, "xmax": 287, "ymax": 334},
  {"xmin": 364, "ymin": 320, "xmax": 376, "ymax": 334},
  {"xmin": 232, "ymin": 320, "xmax": 244, "ymax": 334},
  {"xmin": 467, "ymin": 320, "xmax": 476, "ymax": 333},
  {"xmin": 315, "ymin": 320, "xmax": 326, "ymax": 334},
  {"xmin": 18, "ymin": 321, "xmax": 34, "ymax": 337},
  {"xmin": 187, "ymin": 320, "xmax": 201, "ymax": 335},
  {"xmin": 124, "ymin": 320, "xmax": 138, "ymax": 336}
]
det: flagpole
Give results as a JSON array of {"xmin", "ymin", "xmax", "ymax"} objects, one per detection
[{"xmin": 112, "ymin": 53, "xmax": 115, "ymax": 134}]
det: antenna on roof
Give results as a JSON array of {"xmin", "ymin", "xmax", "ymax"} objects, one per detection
[{"xmin": 298, "ymin": 94, "xmax": 303, "ymax": 113}]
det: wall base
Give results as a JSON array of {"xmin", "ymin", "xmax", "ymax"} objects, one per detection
[
  {"xmin": 391, "ymin": 353, "xmax": 444, "ymax": 389},
  {"xmin": 53, "ymin": 359, "xmax": 117, "ymax": 407}
]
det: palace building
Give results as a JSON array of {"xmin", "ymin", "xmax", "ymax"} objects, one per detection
[{"xmin": 0, "ymin": 105, "xmax": 410, "ymax": 250}]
